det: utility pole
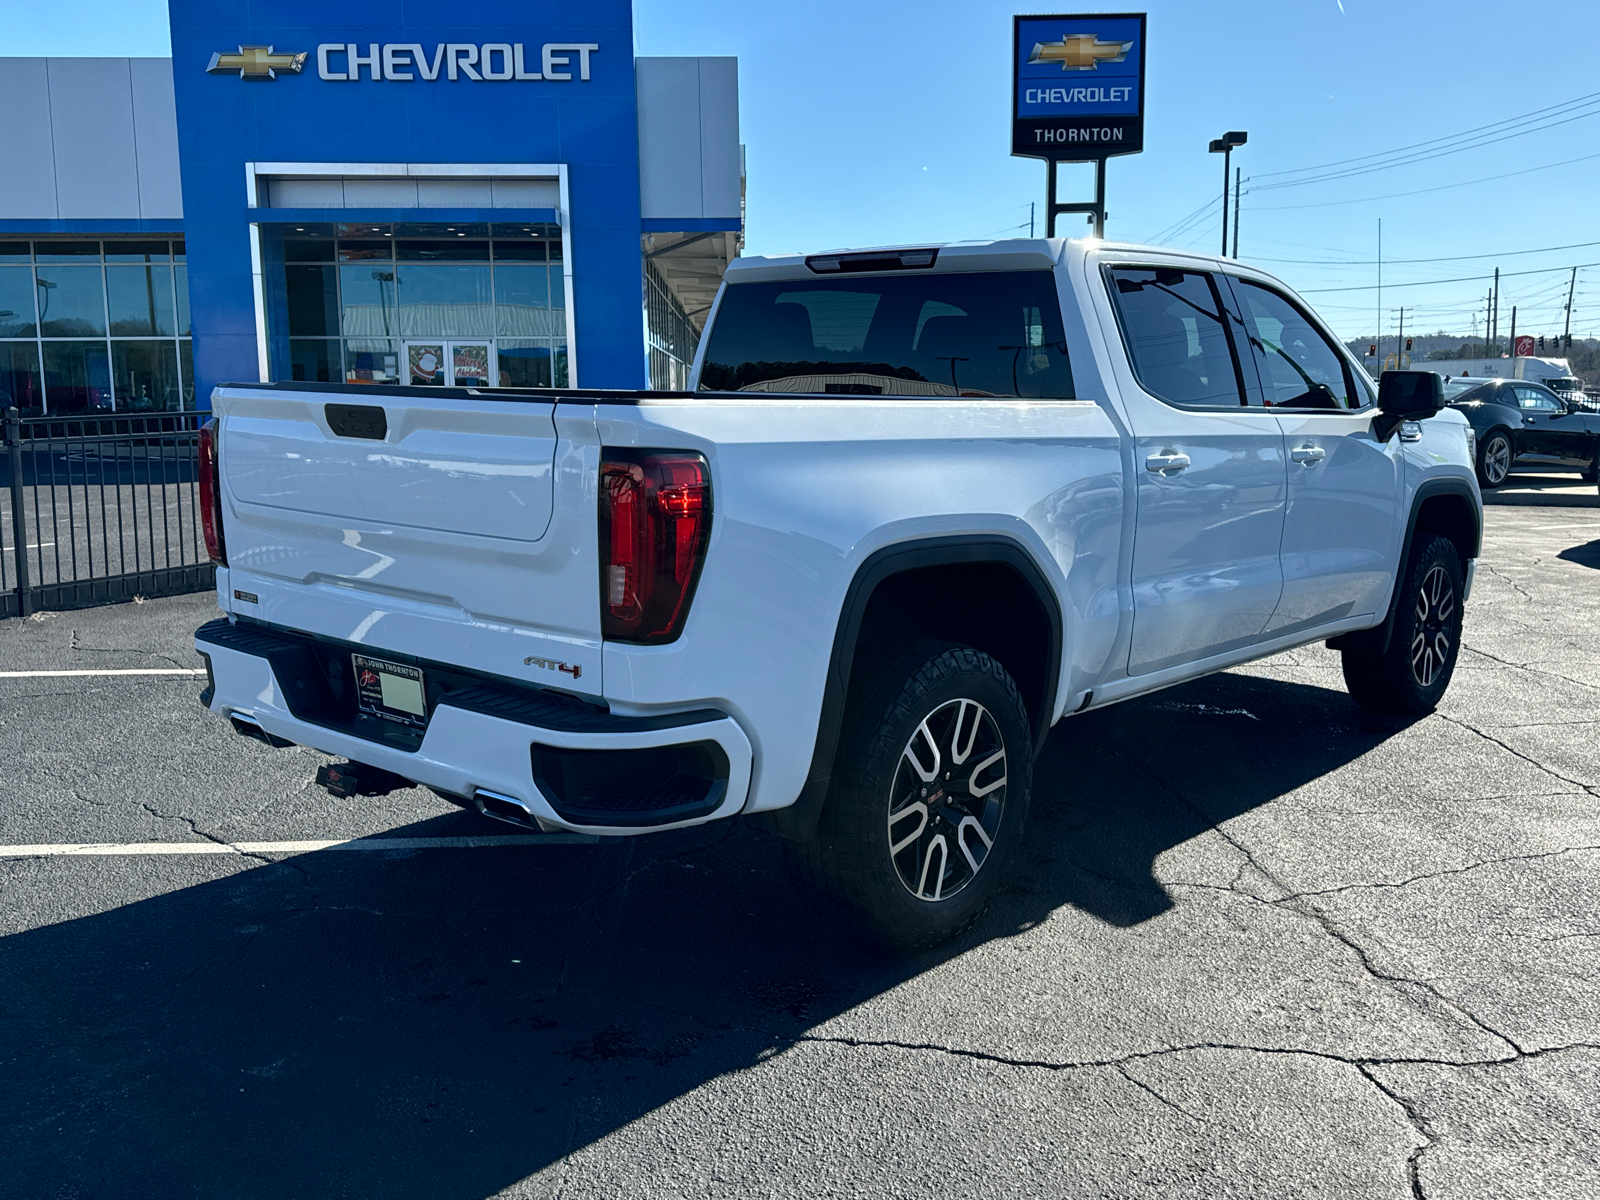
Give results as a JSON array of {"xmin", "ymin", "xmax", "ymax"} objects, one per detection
[
  {"xmin": 1509, "ymin": 305, "xmax": 1517, "ymax": 357},
  {"xmin": 1232, "ymin": 168, "xmax": 1242, "ymax": 259},
  {"xmin": 1492, "ymin": 267, "xmax": 1500, "ymax": 352},
  {"xmin": 1376, "ymin": 220, "xmax": 1382, "ymax": 361},
  {"xmin": 1484, "ymin": 288, "xmax": 1493, "ymax": 357},
  {"xmin": 1029, "ymin": 202, "xmax": 1035, "ymax": 239},
  {"xmin": 1564, "ymin": 265, "xmax": 1577, "ymax": 346},
  {"xmin": 1397, "ymin": 307, "xmax": 1405, "ymax": 369}
]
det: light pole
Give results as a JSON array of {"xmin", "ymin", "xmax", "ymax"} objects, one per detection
[
  {"xmin": 371, "ymin": 270, "xmax": 394, "ymax": 336},
  {"xmin": 1208, "ymin": 131, "xmax": 1247, "ymax": 257},
  {"xmin": 35, "ymin": 277, "xmax": 56, "ymax": 329}
]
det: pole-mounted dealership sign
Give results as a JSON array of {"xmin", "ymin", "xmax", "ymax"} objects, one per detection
[{"xmin": 1012, "ymin": 13, "xmax": 1146, "ymax": 236}]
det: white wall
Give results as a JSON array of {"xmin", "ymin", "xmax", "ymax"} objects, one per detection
[
  {"xmin": 636, "ymin": 57, "xmax": 741, "ymax": 222},
  {"xmin": 0, "ymin": 58, "xmax": 182, "ymax": 221}
]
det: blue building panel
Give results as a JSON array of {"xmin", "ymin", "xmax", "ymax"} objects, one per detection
[{"xmin": 166, "ymin": 0, "xmax": 649, "ymax": 401}]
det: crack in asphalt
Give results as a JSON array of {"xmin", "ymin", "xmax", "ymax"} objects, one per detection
[
  {"xmin": 1482, "ymin": 563, "xmax": 1536, "ymax": 604},
  {"xmin": 780, "ymin": 1029, "xmax": 1600, "ymax": 1194},
  {"xmin": 1356, "ymin": 1064, "xmax": 1437, "ymax": 1200},
  {"xmin": 1461, "ymin": 645, "xmax": 1600, "ymax": 694},
  {"xmin": 136, "ymin": 801, "xmax": 311, "ymax": 879},
  {"xmin": 68, "ymin": 630, "xmax": 187, "ymax": 669},
  {"xmin": 1436, "ymin": 713, "xmax": 1600, "ymax": 797},
  {"xmin": 1114, "ymin": 1063, "xmax": 1204, "ymax": 1122},
  {"xmin": 1102, "ymin": 744, "xmax": 1530, "ymax": 1058},
  {"xmin": 788, "ymin": 1031, "xmax": 1600, "ymax": 1075},
  {"xmin": 1249, "ymin": 843, "xmax": 1600, "ymax": 903}
]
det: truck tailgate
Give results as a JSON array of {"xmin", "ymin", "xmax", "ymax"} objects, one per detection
[{"xmin": 213, "ymin": 387, "xmax": 603, "ymax": 697}]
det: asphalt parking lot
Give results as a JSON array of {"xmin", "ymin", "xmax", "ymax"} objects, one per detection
[{"xmin": 2, "ymin": 478, "xmax": 1597, "ymax": 1199}]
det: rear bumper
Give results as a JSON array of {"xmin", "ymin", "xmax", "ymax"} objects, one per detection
[{"xmin": 194, "ymin": 619, "xmax": 752, "ymax": 836}]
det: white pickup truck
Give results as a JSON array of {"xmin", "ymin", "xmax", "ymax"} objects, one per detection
[{"xmin": 194, "ymin": 239, "xmax": 1481, "ymax": 947}]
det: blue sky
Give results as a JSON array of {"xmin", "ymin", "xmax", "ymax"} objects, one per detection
[{"xmin": 6, "ymin": 0, "xmax": 1599, "ymax": 341}]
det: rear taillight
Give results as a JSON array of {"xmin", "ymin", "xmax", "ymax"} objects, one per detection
[
  {"xmin": 599, "ymin": 450, "xmax": 711, "ymax": 644},
  {"xmin": 198, "ymin": 418, "xmax": 227, "ymax": 566}
]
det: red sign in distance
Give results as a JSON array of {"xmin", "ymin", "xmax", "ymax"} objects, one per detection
[{"xmin": 1515, "ymin": 335, "xmax": 1535, "ymax": 357}]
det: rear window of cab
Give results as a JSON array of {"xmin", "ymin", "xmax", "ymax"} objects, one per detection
[{"xmin": 698, "ymin": 271, "xmax": 1074, "ymax": 398}]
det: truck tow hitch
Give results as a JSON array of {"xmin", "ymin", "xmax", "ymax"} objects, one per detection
[{"xmin": 314, "ymin": 761, "xmax": 414, "ymax": 798}]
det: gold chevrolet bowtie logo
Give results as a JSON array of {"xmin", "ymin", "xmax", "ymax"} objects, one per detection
[
  {"xmin": 1028, "ymin": 34, "xmax": 1134, "ymax": 71},
  {"xmin": 206, "ymin": 46, "xmax": 308, "ymax": 80}
]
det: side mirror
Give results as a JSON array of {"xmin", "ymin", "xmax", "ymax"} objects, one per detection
[{"xmin": 1375, "ymin": 371, "xmax": 1445, "ymax": 441}]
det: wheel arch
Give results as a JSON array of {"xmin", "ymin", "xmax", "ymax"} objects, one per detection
[
  {"xmin": 1328, "ymin": 477, "xmax": 1481, "ymax": 656},
  {"xmin": 766, "ymin": 535, "xmax": 1063, "ymax": 842}
]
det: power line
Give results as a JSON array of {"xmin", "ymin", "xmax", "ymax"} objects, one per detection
[
  {"xmin": 1252, "ymin": 238, "xmax": 1600, "ymax": 268},
  {"xmin": 1249, "ymin": 89, "xmax": 1600, "ymax": 180},
  {"xmin": 1251, "ymin": 148, "xmax": 1600, "ymax": 212},
  {"xmin": 1251, "ymin": 103, "xmax": 1600, "ymax": 192},
  {"xmin": 1297, "ymin": 260, "xmax": 1600, "ymax": 295},
  {"xmin": 1149, "ymin": 196, "xmax": 1218, "ymax": 246},
  {"xmin": 1248, "ymin": 91, "xmax": 1600, "ymax": 192}
]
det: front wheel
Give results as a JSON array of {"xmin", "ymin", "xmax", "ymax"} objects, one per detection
[
  {"xmin": 787, "ymin": 641, "xmax": 1033, "ymax": 950},
  {"xmin": 1477, "ymin": 430, "xmax": 1513, "ymax": 489},
  {"xmin": 1341, "ymin": 535, "xmax": 1464, "ymax": 716}
]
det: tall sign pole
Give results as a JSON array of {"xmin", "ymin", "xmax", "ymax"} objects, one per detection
[{"xmin": 1012, "ymin": 13, "xmax": 1147, "ymax": 238}]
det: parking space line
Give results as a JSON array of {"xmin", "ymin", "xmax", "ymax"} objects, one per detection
[
  {"xmin": 0, "ymin": 834, "xmax": 599, "ymax": 858},
  {"xmin": 0, "ymin": 669, "xmax": 207, "ymax": 678}
]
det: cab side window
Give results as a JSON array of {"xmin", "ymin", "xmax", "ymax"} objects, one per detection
[
  {"xmin": 1513, "ymin": 385, "xmax": 1561, "ymax": 412},
  {"xmin": 1106, "ymin": 267, "xmax": 1246, "ymax": 408},
  {"xmin": 1232, "ymin": 280, "xmax": 1358, "ymax": 410}
]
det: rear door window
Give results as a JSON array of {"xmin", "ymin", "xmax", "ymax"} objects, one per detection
[
  {"xmin": 1105, "ymin": 266, "xmax": 1246, "ymax": 408},
  {"xmin": 697, "ymin": 271, "xmax": 1073, "ymax": 398}
]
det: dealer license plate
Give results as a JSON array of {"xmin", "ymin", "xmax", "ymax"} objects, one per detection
[{"xmin": 352, "ymin": 654, "xmax": 428, "ymax": 727}]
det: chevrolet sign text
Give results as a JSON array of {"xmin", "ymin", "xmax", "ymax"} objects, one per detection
[{"xmin": 316, "ymin": 43, "xmax": 599, "ymax": 82}]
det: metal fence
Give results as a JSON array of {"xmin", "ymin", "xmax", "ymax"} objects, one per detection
[{"xmin": 1, "ymin": 408, "xmax": 214, "ymax": 620}]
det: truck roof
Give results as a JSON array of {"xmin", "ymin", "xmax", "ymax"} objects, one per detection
[{"xmin": 722, "ymin": 237, "xmax": 1230, "ymax": 283}]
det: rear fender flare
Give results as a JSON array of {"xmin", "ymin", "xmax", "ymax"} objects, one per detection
[{"xmin": 767, "ymin": 534, "xmax": 1063, "ymax": 842}]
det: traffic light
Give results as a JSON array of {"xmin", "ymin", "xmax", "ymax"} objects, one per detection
[
  {"xmin": 1539, "ymin": 335, "xmax": 1546, "ymax": 351},
  {"xmin": 1405, "ymin": 337, "xmax": 1413, "ymax": 351},
  {"xmin": 1566, "ymin": 333, "xmax": 1574, "ymax": 349},
  {"xmin": 1367, "ymin": 343, "xmax": 1377, "ymax": 356}
]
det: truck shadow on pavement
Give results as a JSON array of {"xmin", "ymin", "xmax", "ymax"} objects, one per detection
[{"xmin": 0, "ymin": 672, "xmax": 1412, "ymax": 1198}]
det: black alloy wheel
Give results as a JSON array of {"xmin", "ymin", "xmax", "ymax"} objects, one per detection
[
  {"xmin": 787, "ymin": 640, "xmax": 1032, "ymax": 949},
  {"xmin": 1477, "ymin": 430, "xmax": 1512, "ymax": 489},
  {"xmin": 1341, "ymin": 535, "xmax": 1465, "ymax": 716}
]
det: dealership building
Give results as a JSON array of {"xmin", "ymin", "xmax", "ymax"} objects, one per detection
[{"xmin": 0, "ymin": 0, "xmax": 742, "ymax": 414}]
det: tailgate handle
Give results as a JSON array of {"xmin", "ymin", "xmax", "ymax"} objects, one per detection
[{"xmin": 325, "ymin": 403, "xmax": 388, "ymax": 441}]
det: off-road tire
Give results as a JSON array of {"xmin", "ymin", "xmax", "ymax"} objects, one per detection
[
  {"xmin": 1476, "ymin": 430, "xmax": 1512, "ymax": 489},
  {"xmin": 1341, "ymin": 535, "xmax": 1465, "ymax": 716},
  {"xmin": 786, "ymin": 640, "xmax": 1033, "ymax": 950}
]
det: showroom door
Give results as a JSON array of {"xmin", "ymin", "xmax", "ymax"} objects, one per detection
[{"xmin": 405, "ymin": 341, "xmax": 496, "ymax": 387}]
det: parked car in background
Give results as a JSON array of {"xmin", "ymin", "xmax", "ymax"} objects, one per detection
[{"xmin": 1449, "ymin": 377, "xmax": 1600, "ymax": 488}]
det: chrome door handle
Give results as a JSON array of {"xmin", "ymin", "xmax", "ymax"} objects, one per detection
[
  {"xmin": 1144, "ymin": 450, "xmax": 1191, "ymax": 475},
  {"xmin": 1523, "ymin": 416, "xmax": 1538, "ymax": 425},
  {"xmin": 1290, "ymin": 444, "xmax": 1326, "ymax": 466}
]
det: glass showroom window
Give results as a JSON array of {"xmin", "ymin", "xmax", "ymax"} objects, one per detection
[
  {"xmin": 0, "ymin": 240, "xmax": 192, "ymax": 416},
  {"xmin": 275, "ymin": 223, "xmax": 567, "ymax": 389}
]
